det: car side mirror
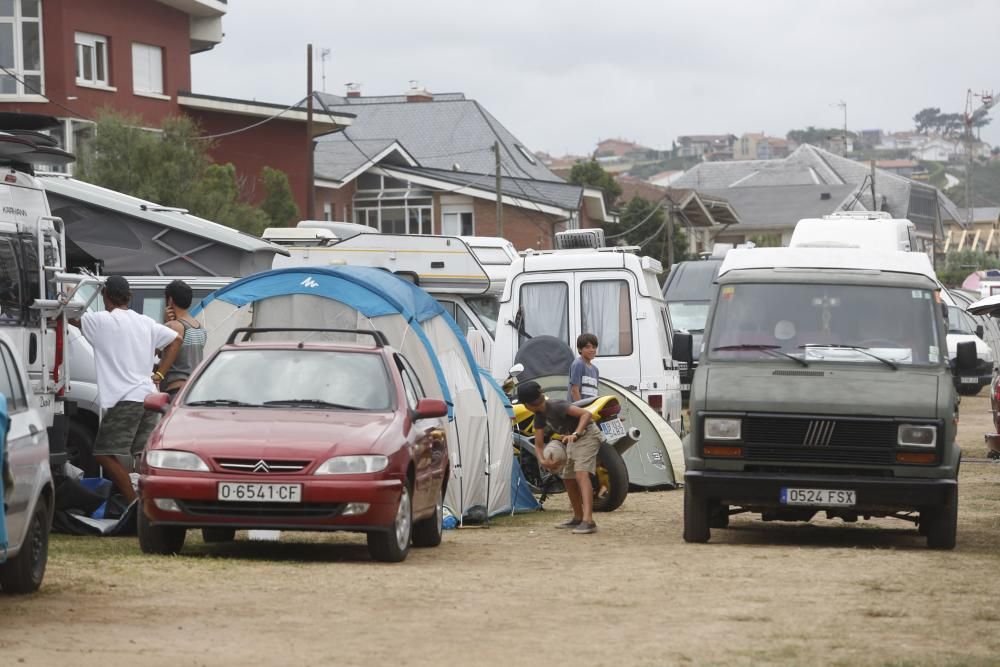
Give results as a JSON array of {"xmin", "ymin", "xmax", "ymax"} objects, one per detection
[
  {"xmin": 143, "ymin": 392, "xmax": 171, "ymax": 414},
  {"xmin": 954, "ymin": 341, "xmax": 978, "ymax": 375},
  {"xmin": 508, "ymin": 363, "xmax": 524, "ymax": 377},
  {"xmin": 672, "ymin": 332, "xmax": 694, "ymax": 366},
  {"xmin": 413, "ymin": 398, "xmax": 448, "ymax": 420},
  {"xmin": 976, "ymin": 324, "xmax": 985, "ymax": 339}
]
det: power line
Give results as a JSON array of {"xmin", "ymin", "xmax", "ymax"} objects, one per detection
[
  {"xmin": 0, "ymin": 64, "xmax": 95, "ymax": 121},
  {"xmin": 191, "ymin": 96, "xmax": 310, "ymax": 140},
  {"xmin": 605, "ymin": 196, "xmax": 667, "ymax": 239}
]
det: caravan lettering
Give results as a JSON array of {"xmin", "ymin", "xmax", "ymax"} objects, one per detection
[{"xmin": 2, "ymin": 206, "xmax": 27, "ymax": 217}]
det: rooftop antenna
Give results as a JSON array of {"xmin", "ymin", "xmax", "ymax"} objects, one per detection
[{"xmin": 319, "ymin": 48, "xmax": 331, "ymax": 92}]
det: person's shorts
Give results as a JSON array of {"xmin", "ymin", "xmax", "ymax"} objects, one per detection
[
  {"xmin": 93, "ymin": 401, "xmax": 160, "ymax": 457},
  {"xmin": 561, "ymin": 424, "xmax": 602, "ymax": 478}
]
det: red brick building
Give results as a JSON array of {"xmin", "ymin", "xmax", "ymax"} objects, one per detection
[{"xmin": 0, "ymin": 0, "xmax": 351, "ymax": 214}]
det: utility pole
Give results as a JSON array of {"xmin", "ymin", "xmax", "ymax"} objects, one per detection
[
  {"xmin": 665, "ymin": 198, "xmax": 675, "ymax": 268},
  {"xmin": 494, "ymin": 140, "xmax": 503, "ymax": 238},
  {"xmin": 306, "ymin": 44, "xmax": 315, "ymax": 221}
]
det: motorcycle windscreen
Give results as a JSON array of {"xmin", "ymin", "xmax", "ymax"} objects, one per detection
[{"xmin": 525, "ymin": 374, "xmax": 680, "ymax": 489}]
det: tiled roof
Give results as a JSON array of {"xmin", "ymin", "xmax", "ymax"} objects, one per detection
[{"xmin": 314, "ymin": 93, "xmax": 560, "ymax": 183}]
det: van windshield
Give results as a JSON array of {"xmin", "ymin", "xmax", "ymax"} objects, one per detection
[
  {"xmin": 668, "ymin": 301, "xmax": 710, "ymax": 332},
  {"xmin": 707, "ymin": 283, "xmax": 941, "ymax": 366}
]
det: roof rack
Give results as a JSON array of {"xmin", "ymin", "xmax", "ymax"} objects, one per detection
[
  {"xmin": 522, "ymin": 245, "xmax": 641, "ymax": 256},
  {"xmin": 226, "ymin": 327, "xmax": 388, "ymax": 347}
]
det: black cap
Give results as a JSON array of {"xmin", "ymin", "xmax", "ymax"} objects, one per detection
[
  {"xmin": 516, "ymin": 380, "xmax": 543, "ymax": 404},
  {"xmin": 103, "ymin": 275, "xmax": 130, "ymax": 304}
]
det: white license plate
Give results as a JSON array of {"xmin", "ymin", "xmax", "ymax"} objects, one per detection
[
  {"xmin": 781, "ymin": 487, "xmax": 855, "ymax": 507},
  {"xmin": 599, "ymin": 418, "xmax": 626, "ymax": 439},
  {"xmin": 217, "ymin": 482, "xmax": 302, "ymax": 503},
  {"xmin": 961, "ymin": 376, "xmax": 978, "ymax": 384}
]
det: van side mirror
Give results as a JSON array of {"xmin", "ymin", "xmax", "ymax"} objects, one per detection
[
  {"xmin": 508, "ymin": 363, "xmax": 524, "ymax": 377},
  {"xmin": 976, "ymin": 324, "xmax": 985, "ymax": 339},
  {"xmin": 672, "ymin": 332, "xmax": 694, "ymax": 366},
  {"xmin": 954, "ymin": 341, "xmax": 977, "ymax": 375}
]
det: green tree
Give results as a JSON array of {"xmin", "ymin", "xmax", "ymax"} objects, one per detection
[
  {"xmin": 600, "ymin": 196, "xmax": 688, "ymax": 269},
  {"xmin": 914, "ymin": 107, "xmax": 942, "ymax": 135},
  {"xmin": 938, "ymin": 250, "xmax": 1000, "ymax": 288},
  {"xmin": 567, "ymin": 159, "xmax": 622, "ymax": 209},
  {"xmin": 259, "ymin": 166, "xmax": 300, "ymax": 227},
  {"xmin": 786, "ymin": 126, "xmax": 856, "ymax": 145},
  {"xmin": 75, "ymin": 109, "xmax": 294, "ymax": 236}
]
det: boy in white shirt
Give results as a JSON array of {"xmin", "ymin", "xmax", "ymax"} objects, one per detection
[{"xmin": 78, "ymin": 276, "xmax": 179, "ymax": 502}]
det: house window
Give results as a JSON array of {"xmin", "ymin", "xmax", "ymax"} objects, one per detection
[
  {"xmin": 40, "ymin": 118, "xmax": 95, "ymax": 175},
  {"xmin": 323, "ymin": 202, "xmax": 333, "ymax": 221},
  {"xmin": 131, "ymin": 42, "xmax": 163, "ymax": 95},
  {"xmin": 0, "ymin": 0, "xmax": 43, "ymax": 97},
  {"xmin": 352, "ymin": 172, "xmax": 433, "ymax": 235},
  {"xmin": 442, "ymin": 211, "xmax": 473, "ymax": 236},
  {"xmin": 75, "ymin": 32, "xmax": 109, "ymax": 87}
]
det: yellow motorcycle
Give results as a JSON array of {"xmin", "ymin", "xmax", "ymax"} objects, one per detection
[{"xmin": 505, "ymin": 363, "xmax": 639, "ymax": 512}]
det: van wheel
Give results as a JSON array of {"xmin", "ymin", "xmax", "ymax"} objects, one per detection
[
  {"xmin": 138, "ymin": 509, "xmax": 186, "ymax": 555},
  {"xmin": 367, "ymin": 484, "xmax": 412, "ymax": 562},
  {"xmin": 924, "ymin": 487, "xmax": 958, "ymax": 550},
  {"xmin": 201, "ymin": 527, "xmax": 236, "ymax": 543},
  {"xmin": 0, "ymin": 499, "xmax": 49, "ymax": 594},
  {"xmin": 67, "ymin": 420, "xmax": 99, "ymax": 477},
  {"xmin": 683, "ymin": 485, "xmax": 711, "ymax": 543}
]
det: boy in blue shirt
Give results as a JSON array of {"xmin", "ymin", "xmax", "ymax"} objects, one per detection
[{"xmin": 568, "ymin": 333, "xmax": 599, "ymax": 401}]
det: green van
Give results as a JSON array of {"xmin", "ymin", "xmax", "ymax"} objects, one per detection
[{"xmin": 674, "ymin": 247, "xmax": 975, "ymax": 549}]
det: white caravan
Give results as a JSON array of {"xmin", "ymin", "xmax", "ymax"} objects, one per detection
[
  {"xmin": 268, "ymin": 229, "xmax": 509, "ymax": 367},
  {"xmin": 492, "ymin": 246, "xmax": 683, "ymax": 434}
]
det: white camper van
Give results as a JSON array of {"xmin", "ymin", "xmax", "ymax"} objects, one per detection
[
  {"xmin": 790, "ymin": 212, "xmax": 918, "ymax": 253},
  {"xmin": 492, "ymin": 245, "xmax": 683, "ymax": 433}
]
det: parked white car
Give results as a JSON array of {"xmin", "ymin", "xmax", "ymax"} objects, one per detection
[{"xmin": 0, "ymin": 330, "xmax": 53, "ymax": 594}]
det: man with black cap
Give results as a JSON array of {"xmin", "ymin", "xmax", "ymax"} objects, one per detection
[
  {"xmin": 517, "ymin": 380, "xmax": 601, "ymax": 534},
  {"xmin": 78, "ymin": 276, "xmax": 180, "ymax": 502}
]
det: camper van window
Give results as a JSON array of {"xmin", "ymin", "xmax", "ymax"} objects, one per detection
[
  {"xmin": 581, "ymin": 280, "xmax": 633, "ymax": 356},
  {"xmin": 0, "ymin": 238, "xmax": 23, "ymax": 324},
  {"xmin": 707, "ymin": 283, "xmax": 941, "ymax": 366},
  {"xmin": 470, "ymin": 247, "xmax": 512, "ymax": 265},
  {"xmin": 668, "ymin": 301, "xmax": 710, "ymax": 333},
  {"xmin": 439, "ymin": 300, "xmax": 475, "ymax": 336},
  {"xmin": 519, "ymin": 282, "xmax": 569, "ymax": 345},
  {"xmin": 466, "ymin": 296, "xmax": 500, "ymax": 337},
  {"xmin": 946, "ymin": 306, "xmax": 977, "ymax": 336},
  {"xmin": 0, "ymin": 343, "xmax": 27, "ymax": 411}
]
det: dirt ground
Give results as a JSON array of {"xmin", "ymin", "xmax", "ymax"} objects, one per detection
[{"xmin": 3, "ymin": 396, "xmax": 1000, "ymax": 666}]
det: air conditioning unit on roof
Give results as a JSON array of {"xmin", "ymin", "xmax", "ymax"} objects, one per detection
[{"xmin": 555, "ymin": 228, "xmax": 605, "ymax": 250}]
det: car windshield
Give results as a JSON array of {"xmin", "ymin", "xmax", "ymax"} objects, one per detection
[
  {"xmin": 668, "ymin": 301, "xmax": 710, "ymax": 333},
  {"xmin": 466, "ymin": 295, "xmax": 500, "ymax": 337},
  {"xmin": 707, "ymin": 283, "xmax": 941, "ymax": 366},
  {"xmin": 946, "ymin": 306, "xmax": 977, "ymax": 335},
  {"xmin": 184, "ymin": 349, "xmax": 393, "ymax": 410}
]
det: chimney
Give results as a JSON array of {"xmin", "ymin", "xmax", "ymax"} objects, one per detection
[
  {"xmin": 406, "ymin": 80, "xmax": 433, "ymax": 103},
  {"xmin": 345, "ymin": 82, "xmax": 361, "ymax": 98}
]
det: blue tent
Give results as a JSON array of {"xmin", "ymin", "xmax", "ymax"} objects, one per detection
[{"xmin": 195, "ymin": 266, "xmax": 522, "ymax": 519}]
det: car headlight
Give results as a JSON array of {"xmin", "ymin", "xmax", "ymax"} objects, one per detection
[
  {"xmin": 898, "ymin": 425, "xmax": 937, "ymax": 448},
  {"xmin": 146, "ymin": 450, "xmax": 210, "ymax": 471},
  {"xmin": 314, "ymin": 455, "xmax": 389, "ymax": 475},
  {"xmin": 704, "ymin": 417, "xmax": 741, "ymax": 440}
]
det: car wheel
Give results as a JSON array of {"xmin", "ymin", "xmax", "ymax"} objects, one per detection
[
  {"xmin": 683, "ymin": 484, "xmax": 710, "ymax": 543},
  {"xmin": 201, "ymin": 527, "xmax": 237, "ymax": 543},
  {"xmin": 367, "ymin": 484, "xmax": 412, "ymax": 562},
  {"xmin": 138, "ymin": 507, "xmax": 186, "ymax": 555},
  {"xmin": 0, "ymin": 498, "xmax": 49, "ymax": 594},
  {"xmin": 925, "ymin": 487, "xmax": 958, "ymax": 550},
  {"xmin": 412, "ymin": 484, "xmax": 443, "ymax": 548}
]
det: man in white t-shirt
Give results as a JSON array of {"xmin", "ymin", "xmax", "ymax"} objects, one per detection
[{"xmin": 78, "ymin": 276, "xmax": 180, "ymax": 502}]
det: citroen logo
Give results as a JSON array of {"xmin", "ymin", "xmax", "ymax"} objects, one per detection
[
  {"xmin": 803, "ymin": 420, "xmax": 836, "ymax": 447},
  {"xmin": 252, "ymin": 460, "xmax": 270, "ymax": 473}
]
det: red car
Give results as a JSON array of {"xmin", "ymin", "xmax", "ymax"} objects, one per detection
[{"xmin": 138, "ymin": 328, "xmax": 449, "ymax": 562}]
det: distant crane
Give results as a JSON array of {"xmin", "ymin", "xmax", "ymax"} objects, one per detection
[{"xmin": 962, "ymin": 89, "xmax": 999, "ymax": 223}]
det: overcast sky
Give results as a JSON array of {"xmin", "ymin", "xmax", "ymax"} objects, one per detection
[{"xmin": 192, "ymin": 0, "xmax": 1000, "ymax": 157}]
